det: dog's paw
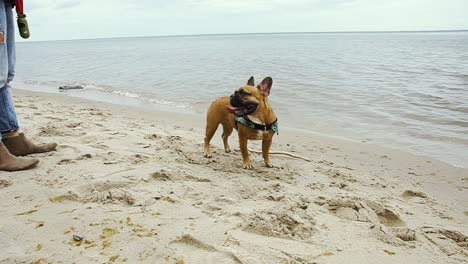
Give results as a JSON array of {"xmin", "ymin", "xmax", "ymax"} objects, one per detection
[
  {"xmin": 243, "ymin": 161, "xmax": 254, "ymax": 170},
  {"xmin": 264, "ymin": 158, "xmax": 275, "ymax": 168},
  {"xmin": 224, "ymin": 147, "xmax": 231, "ymax": 153},
  {"xmin": 203, "ymin": 152, "xmax": 212, "ymax": 158}
]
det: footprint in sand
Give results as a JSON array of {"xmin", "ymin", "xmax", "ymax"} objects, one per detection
[
  {"xmin": 0, "ymin": 179, "xmax": 11, "ymax": 189},
  {"xmin": 315, "ymin": 196, "xmax": 406, "ymax": 227},
  {"xmin": 149, "ymin": 169, "xmax": 211, "ymax": 183},
  {"xmin": 150, "ymin": 170, "xmax": 171, "ymax": 181},
  {"xmin": 322, "ymin": 168, "xmax": 357, "ymax": 183},
  {"xmin": 77, "ymin": 154, "xmax": 93, "ymax": 160},
  {"xmin": 81, "ymin": 108, "xmax": 111, "ymax": 117},
  {"xmin": 144, "ymin": 134, "xmax": 161, "ymax": 140},
  {"xmin": 370, "ymin": 225, "xmax": 416, "ymax": 247},
  {"xmin": 170, "ymin": 234, "xmax": 242, "ymax": 264},
  {"xmin": 315, "ymin": 196, "xmax": 421, "ymax": 248},
  {"xmin": 316, "ymin": 196, "xmax": 468, "ymax": 251},
  {"xmin": 57, "ymin": 154, "xmax": 92, "ymax": 165},
  {"xmin": 402, "ymin": 190, "xmax": 428, "ymax": 199},
  {"xmin": 101, "ymin": 152, "xmax": 125, "ymax": 165},
  {"xmin": 50, "ymin": 181, "xmax": 136, "ymax": 206},
  {"xmin": 84, "ymin": 181, "xmax": 136, "ymax": 205},
  {"xmin": 38, "ymin": 125, "xmax": 86, "ymax": 137},
  {"xmin": 242, "ymin": 205, "xmax": 316, "ymax": 240},
  {"xmin": 167, "ymin": 135, "xmax": 182, "ymax": 142},
  {"xmin": 130, "ymin": 154, "xmax": 149, "ymax": 164},
  {"xmin": 38, "ymin": 125, "xmax": 67, "ymax": 137},
  {"xmin": 402, "ymin": 190, "xmax": 430, "ymax": 204},
  {"xmin": 57, "ymin": 159, "xmax": 76, "ymax": 165},
  {"xmin": 65, "ymin": 122, "xmax": 82, "ymax": 128},
  {"xmin": 422, "ymin": 227, "xmax": 468, "ymax": 256}
]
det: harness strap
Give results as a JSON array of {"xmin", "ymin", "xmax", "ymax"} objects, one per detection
[{"xmin": 235, "ymin": 116, "xmax": 279, "ymax": 134}]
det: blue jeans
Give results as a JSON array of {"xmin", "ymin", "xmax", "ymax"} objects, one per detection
[{"xmin": 0, "ymin": 0, "xmax": 18, "ymax": 143}]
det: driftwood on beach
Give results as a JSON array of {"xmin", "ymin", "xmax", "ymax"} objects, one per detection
[{"xmin": 58, "ymin": 85, "xmax": 85, "ymax": 91}]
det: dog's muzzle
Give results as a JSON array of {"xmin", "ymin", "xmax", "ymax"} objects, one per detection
[
  {"xmin": 227, "ymin": 92, "xmax": 258, "ymax": 116},
  {"xmin": 230, "ymin": 92, "xmax": 244, "ymax": 107}
]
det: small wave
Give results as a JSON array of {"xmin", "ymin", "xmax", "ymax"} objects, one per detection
[
  {"xmin": 112, "ymin": 90, "xmax": 140, "ymax": 98},
  {"xmin": 24, "ymin": 80, "xmax": 43, "ymax": 85},
  {"xmin": 405, "ymin": 129, "xmax": 468, "ymax": 146},
  {"xmin": 146, "ymin": 98, "xmax": 189, "ymax": 109},
  {"xmin": 24, "ymin": 80, "xmax": 64, "ymax": 86},
  {"xmin": 442, "ymin": 72, "xmax": 468, "ymax": 80},
  {"xmin": 441, "ymin": 120, "xmax": 468, "ymax": 128},
  {"xmin": 21, "ymin": 79, "xmax": 191, "ymax": 111},
  {"xmin": 379, "ymin": 66, "xmax": 425, "ymax": 76},
  {"xmin": 407, "ymin": 91, "xmax": 445, "ymax": 101},
  {"xmin": 85, "ymin": 85, "xmax": 190, "ymax": 110},
  {"xmin": 449, "ymin": 106, "xmax": 468, "ymax": 114},
  {"xmin": 81, "ymin": 84, "xmax": 102, "ymax": 90}
]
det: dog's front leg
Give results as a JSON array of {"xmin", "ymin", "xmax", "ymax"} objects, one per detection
[
  {"xmin": 239, "ymin": 136, "xmax": 253, "ymax": 169},
  {"xmin": 262, "ymin": 137, "xmax": 274, "ymax": 167}
]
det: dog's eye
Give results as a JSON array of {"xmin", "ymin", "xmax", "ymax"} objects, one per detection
[{"xmin": 239, "ymin": 90, "xmax": 250, "ymax": 96}]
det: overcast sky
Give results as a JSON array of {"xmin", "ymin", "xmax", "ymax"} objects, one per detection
[{"xmin": 19, "ymin": 0, "xmax": 468, "ymax": 41}]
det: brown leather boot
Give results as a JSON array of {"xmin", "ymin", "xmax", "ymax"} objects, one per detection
[
  {"xmin": 0, "ymin": 143, "xmax": 39, "ymax": 171},
  {"xmin": 2, "ymin": 133, "xmax": 57, "ymax": 156}
]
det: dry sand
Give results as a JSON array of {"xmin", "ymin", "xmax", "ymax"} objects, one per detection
[{"xmin": 0, "ymin": 89, "xmax": 467, "ymax": 264}]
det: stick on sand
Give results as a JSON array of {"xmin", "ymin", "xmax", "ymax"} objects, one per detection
[{"xmin": 248, "ymin": 148, "xmax": 312, "ymax": 162}]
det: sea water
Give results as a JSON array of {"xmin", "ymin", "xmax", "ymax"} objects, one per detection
[{"xmin": 14, "ymin": 32, "xmax": 468, "ymax": 167}]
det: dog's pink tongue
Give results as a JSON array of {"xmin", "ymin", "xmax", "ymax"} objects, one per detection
[{"xmin": 226, "ymin": 105, "xmax": 240, "ymax": 113}]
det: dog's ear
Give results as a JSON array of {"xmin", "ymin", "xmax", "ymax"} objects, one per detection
[
  {"xmin": 247, "ymin": 76, "xmax": 255, "ymax": 86},
  {"xmin": 258, "ymin": 77, "xmax": 273, "ymax": 96}
]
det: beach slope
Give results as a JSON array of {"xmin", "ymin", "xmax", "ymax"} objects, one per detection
[{"xmin": 0, "ymin": 89, "xmax": 466, "ymax": 263}]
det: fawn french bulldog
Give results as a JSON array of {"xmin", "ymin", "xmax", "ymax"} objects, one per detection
[{"xmin": 204, "ymin": 76, "xmax": 278, "ymax": 169}]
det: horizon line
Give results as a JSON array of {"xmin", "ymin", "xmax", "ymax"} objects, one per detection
[{"xmin": 19, "ymin": 29, "xmax": 468, "ymax": 43}]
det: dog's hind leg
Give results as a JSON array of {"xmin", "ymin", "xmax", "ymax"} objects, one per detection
[
  {"xmin": 204, "ymin": 122, "xmax": 218, "ymax": 158},
  {"xmin": 221, "ymin": 123, "xmax": 233, "ymax": 153}
]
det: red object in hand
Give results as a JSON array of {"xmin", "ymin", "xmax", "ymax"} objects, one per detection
[
  {"xmin": 15, "ymin": 0, "xmax": 24, "ymax": 15},
  {"xmin": 14, "ymin": 0, "xmax": 29, "ymax": 39}
]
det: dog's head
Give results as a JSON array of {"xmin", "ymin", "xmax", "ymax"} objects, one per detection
[{"xmin": 227, "ymin": 76, "xmax": 273, "ymax": 116}]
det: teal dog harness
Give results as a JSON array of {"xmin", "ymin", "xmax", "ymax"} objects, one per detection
[{"xmin": 235, "ymin": 116, "xmax": 279, "ymax": 134}]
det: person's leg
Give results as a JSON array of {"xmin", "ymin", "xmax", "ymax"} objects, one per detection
[
  {"xmin": 0, "ymin": 81, "xmax": 38, "ymax": 171},
  {"xmin": 0, "ymin": 82, "xmax": 19, "ymax": 137},
  {"xmin": 1, "ymin": 82, "xmax": 57, "ymax": 156},
  {"xmin": 5, "ymin": 0, "xmax": 14, "ymax": 83},
  {"xmin": 0, "ymin": 0, "xmax": 19, "ymax": 137},
  {"xmin": 0, "ymin": 0, "xmax": 18, "ymax": 137},
  {"xmin": 0, "ymin": 1, "xmax": 39, "ymax": 171},
  {"xmin": 0, "ymin": 0, "xmax": 56, "ymax": 157}
]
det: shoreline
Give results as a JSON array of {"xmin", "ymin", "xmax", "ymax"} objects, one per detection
[{"xmin": 0, "ymin": 89, "xmax": 466, "ymax": 263}]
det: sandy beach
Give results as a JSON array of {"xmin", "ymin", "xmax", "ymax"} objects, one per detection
[{"xmin": 0, "ymin": 89, "xmax": 467, "ymax": 263}]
